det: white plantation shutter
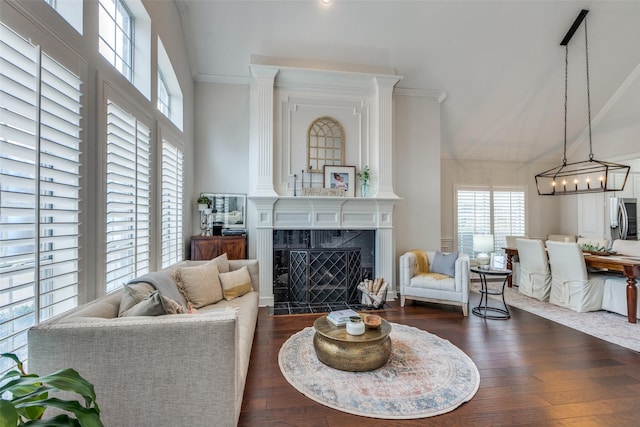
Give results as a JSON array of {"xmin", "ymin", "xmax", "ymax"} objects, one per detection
[
  {"xmin": 456, "ymin": 189, "xmax": 491, "ymax": 256},
  {"xmin": 0, "ymin": 23, "xmax": 81, "ymax": 369},
  {"xmin": 105, "ymin": 100, "xmax": 150, "ymax": 292},
  {"xmin": 493, "ymin": 190, "xmax": 526, "ymax": 251},
  {"xmin": 161, "ymin": 140, "xmax": 183, "ymax": 268},
  {"xmin": 456, "ymin": 187, "xmax": 525, "ymax": 256}
]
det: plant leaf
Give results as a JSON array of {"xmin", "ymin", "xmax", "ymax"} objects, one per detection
[
  {"xmin": 1, "ymin": 353, "xmax": 25, "ymax": 375},
  {"xmin": 36, "ymin": 369, "xmax": 98, "ymax": 407},
  {"xmin": 0, "ymin": 400, "xmax": 20, "ymax": 427},
  {"xmin": 28, "ymin": 398, "xmax": 103, "ymax": 427},
  {"xmin": 22, "ymin": 414, "xmax": 81, "ymax": 426}
]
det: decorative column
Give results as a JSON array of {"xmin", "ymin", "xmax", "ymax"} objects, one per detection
[
  {"xmin": 249, "ymin": 65, "xmax": 279, "ymax": 197},
  {"xmin": 373, "ymin": 76, "xmax": 402, "ymax": 199},
  {"xmin": 250, "ymin": 196, "xmax": 278, "ymax": 306},
  {"xmin": 375, "ymin": 199, "xmax": 398, "ymax": 298}
]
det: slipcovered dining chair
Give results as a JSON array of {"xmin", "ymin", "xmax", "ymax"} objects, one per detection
[
  {"xmin": 399, "ymin": 250, "xmax": 470, "ymax": 316},
  {"xmin": 602, "ymin": 239, "xmax": 640, "ymax": 318},
  {"xmin": 545, "ymin": 241, "xmax": 605, "ymax": 312},
  {"xmin": 515, "ymin": 238, "xmax": 551, "ymax": 301}
]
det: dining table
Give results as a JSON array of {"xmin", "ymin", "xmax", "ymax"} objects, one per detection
[{"xmin": 503, "ymin": 246, "xmax": 640, "ymax": 324}]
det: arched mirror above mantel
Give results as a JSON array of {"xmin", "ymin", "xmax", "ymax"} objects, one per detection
[{"xmin": 307, "ymin": 117, "xmax": 345, "ymax": 173}]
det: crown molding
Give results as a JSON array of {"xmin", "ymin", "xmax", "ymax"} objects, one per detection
[{"xmin": 194, "ymin": 73, "xmax": 252, "ymax": 85}]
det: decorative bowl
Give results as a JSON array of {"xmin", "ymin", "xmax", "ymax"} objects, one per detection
[{"xmin": 363, "ymin": 314, "xmax": 382, "ymax": 329}]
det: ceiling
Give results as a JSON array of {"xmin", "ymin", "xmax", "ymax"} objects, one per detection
[{"xmin": 175, "ymin": 0, "xmax": 640, "ymax": 162}]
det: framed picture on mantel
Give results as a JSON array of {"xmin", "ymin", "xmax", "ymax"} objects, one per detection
[{"xmin": 323, "ymin": 165, "xmax": 355, "ymax": 197}]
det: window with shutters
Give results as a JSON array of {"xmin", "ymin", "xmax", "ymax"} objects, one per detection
[
  {"xmin": 0, "ymin": 23, "xmax": 82, "ymax": 371},
  {"xmin": 456, "ymin": 186, "xmax": 526, "ymax": 256},
  {"xmin": 105, "ymin": 100, "xmax": 150, "ymax": 292},
  {"xmin": 161, "ymin": 138, "xmax": 183, "ymax": 268}
]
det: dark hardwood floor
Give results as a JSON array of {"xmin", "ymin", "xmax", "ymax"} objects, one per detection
[{"xmin": 239, "ymin": 292, "xmax": 640, "ymax": 426}]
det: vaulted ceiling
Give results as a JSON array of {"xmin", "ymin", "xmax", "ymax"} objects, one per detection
[{"xmin": 175, "ymin": 0, "xmax": 640, "ymax": 162}]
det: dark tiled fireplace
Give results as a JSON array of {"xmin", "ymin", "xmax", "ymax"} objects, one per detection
[{"xmin": 272, "ymin": 229, "xmax": 375, "ymax": 314}]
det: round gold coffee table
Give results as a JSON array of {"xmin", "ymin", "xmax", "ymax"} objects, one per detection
[{"xmin": 313, "ymin": 315, "xmax": 392, "ymax": 372}]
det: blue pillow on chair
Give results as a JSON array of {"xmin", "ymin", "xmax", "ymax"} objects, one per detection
[{"xmin": 431, "ymin": 251, "xmax": 458, "ymax": 277}]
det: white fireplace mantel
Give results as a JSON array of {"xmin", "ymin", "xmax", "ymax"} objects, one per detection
[{"xmin": 250, "ymin": 196, "xmax": 400, "ymax": 306}]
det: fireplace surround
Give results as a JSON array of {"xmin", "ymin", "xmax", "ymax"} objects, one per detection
[{"xmin": 246, "ymin": 62, "xmax": 402, "ymax": 306}]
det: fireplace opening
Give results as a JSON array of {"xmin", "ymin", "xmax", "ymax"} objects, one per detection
[{"xmin": 272, "ymin": 229, "xmax": 375, "ymax": 314}]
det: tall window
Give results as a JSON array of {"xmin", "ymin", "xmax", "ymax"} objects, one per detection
[
  {"xmin": 456, "ymin": 186, "xmax": 526, "ymax": 256},
  {"xmin": 98, "ymin": 0, "xmax": 133, "ymax": 80},
  {"xmin": 105, "ymin": 100, "xmax": 150, "ymax": 292},
  {"xmin": 43, "ymin": 0, "xmax": 83, "ymax": 34},
  {"xmin": 161, "ymin": 139, "xmax": 183, "ymax": 268},
  {"xmin": 0, "ymin": 23, "xmax": 82, "ymax": 370},
  {"xmin": 157, "ymin": 37, "xmax": 183, "ymax": 130},
  {"xmin": 157, "ymin": 70, "xmax": 170, "ymax": 118}
]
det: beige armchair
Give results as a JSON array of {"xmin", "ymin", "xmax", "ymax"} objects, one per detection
[{"xmin": 399, "ymin": 250, "xmax": 470, "ymax": 316}]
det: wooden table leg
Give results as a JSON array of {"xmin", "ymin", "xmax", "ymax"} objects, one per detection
[{"xmin": 624, "ymin": 266, "xmax": 637, "ymax": 324}]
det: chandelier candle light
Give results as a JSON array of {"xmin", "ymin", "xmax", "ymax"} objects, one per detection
[{"xmin": 535, "ymin": 9, "xmax": 630, "ymax": 196}]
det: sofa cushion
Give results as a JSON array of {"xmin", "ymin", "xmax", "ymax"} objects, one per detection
[
  {"xmin": 219, "ymin": 266, "xmax": 253, "ymax": 300},
  {"xmin": 120, "ymin": 291, "xmax": 186, "ymax": 317},
  {"xmin": 172, "ymin": 262, "xmax": 224, "ymax": 308},
  {"xmin": 431, "ymin": 251, "xmax": 458, "ymax": 277},
  {"xmin": 207, "ymin": 253, "xmax": 230, "ymax": 274},
  {"xmin": 118, "ymin": 283, "xmax": 156, "ymax": 316}
]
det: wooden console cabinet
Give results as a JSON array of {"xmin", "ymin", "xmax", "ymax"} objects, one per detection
[{"xmin": 190, "ymin": 235, "xmax": 247, "ymax": 260}]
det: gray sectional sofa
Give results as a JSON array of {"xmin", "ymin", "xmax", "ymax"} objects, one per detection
[{"xmin": 28, "ymin": 259, "xmax": 259, "ymax": 427}]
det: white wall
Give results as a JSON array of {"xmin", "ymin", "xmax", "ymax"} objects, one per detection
[{"xmin": 393, "ymin": 95, "xmax": 441, "ymax": 256}]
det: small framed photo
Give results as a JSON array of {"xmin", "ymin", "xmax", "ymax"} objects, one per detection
[
  {"xmin": 323, "ymin": 165, "xmax": 355, "ymax": 197},
  {"xmin": 490, "ymin": 253, "xmax": 506, "ymax": 270}
]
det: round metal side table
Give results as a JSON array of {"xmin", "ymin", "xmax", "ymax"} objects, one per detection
[{"xmin": 471, "ymin": 266, "xmax": 512, "ymax": 320}]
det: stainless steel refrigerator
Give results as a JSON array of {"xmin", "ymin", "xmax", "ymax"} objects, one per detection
[{"xmin": 610, "ymin": 197, "xmax": 638, "ymax": 240}]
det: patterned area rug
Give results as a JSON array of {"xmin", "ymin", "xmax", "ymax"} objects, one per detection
[
  {"xmin": 278, "ymin": 323, "xmax": 480, "ymax": 419},
  {"xmin": 471, "ymin": 282, "xmax": 640, "ymax": 352}
]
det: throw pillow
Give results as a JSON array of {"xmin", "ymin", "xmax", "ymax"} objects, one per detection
[
  {"xmin": 219, "ymin": 266, "xmax": 253, "ymax": 300},
  {"xmin": 205, "ymin": 253, "xmax": 230, "ymax": 274},
  {"xmin": 120, "ymin": 291, "xmax": 171, "ymax": 317},
  {"xmin": 431, "ymin": 251, "xmax": 458, "ymax": 277},
  {"xmin": 172, "ymin": 263, "xmax": 224, "ymax": 308},
  {"xmin": 118, "ymin": 282, "xmax": 155, "ymax": 316}
]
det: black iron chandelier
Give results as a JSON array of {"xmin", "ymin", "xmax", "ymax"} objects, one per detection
[{"xmin": 535, "ymin": 9, "xmax": 630, "ymax": 196}]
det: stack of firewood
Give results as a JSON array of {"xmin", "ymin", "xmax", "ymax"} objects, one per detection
[{"xmin": 357, "ymin": 278, "xmax": 388, "ymax": 308}]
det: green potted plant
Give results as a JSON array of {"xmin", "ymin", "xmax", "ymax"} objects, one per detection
[
  {"xmin": 196, "ymin": 195, "xmax": 210, "ymax": 210},
  {"xmin": 357, "ymin": 165, "xmax": 370, "ymax": 197},
  {"xmin": 0, "ymin": 353, "xmax": 103, "ymax": 427}
]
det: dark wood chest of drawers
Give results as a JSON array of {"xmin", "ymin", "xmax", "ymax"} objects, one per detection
[{"xmin": 190, "ymin": 235, "xmax": 247, "ymax": 260}]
